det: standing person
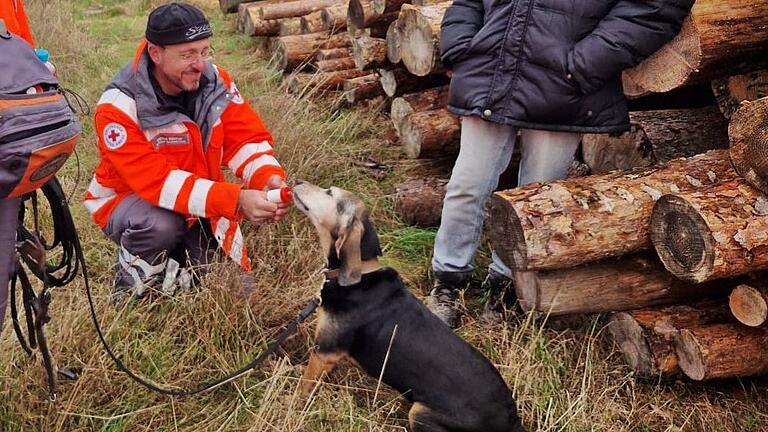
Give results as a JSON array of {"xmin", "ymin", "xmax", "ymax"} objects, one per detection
[
  {"xmin": 84, "ymin": 2, "xmax": 289, "ymax": 300},
  {"xmin": 0, "ymin": 0, "xmax": 38, "ymax": 333},
  {"xmin": 428, "ymin": 0, "xmax": 695, "ymax": 327}
]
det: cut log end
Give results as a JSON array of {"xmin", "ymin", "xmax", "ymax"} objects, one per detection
[
  {"xmin": 400, "ymin": 26, "xmax": 436, "ymax": 76},
  {"xmin": 487, "ymin": 193, "xmax": 528, "ymax": 270},
  {"xmin": 608, "ymin": 313, "xmax": 654, "ymax": 375},
  {"xmin": 729, "ymin": 97, "xmax": 768, "ymax": 194},
  {"xmin": 729, "ymin": 284, "xmax": 768, "ymax": 327},
  {"xmin": 622, "ymin": 16, "xmax": 702, "ymax": 94},
  {"xmin": 399, "ymin": 120, "xmax": 423, "ymax": 158},
  {"xmin": 650, "ymin": 194, "xmax": 714, "ymax": 283},
  {"xmin": 674, "ymin": 329, "xmax": 706, "ymax": 381},
  {"xmin": 379, "ymin": 68, "xmax": 398, "ymax": 97},
  {"xmin": 347, "ymin": 0, "xmax": 369, "ymax": 31}
]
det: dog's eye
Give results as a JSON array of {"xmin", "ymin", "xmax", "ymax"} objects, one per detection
[{"xmin": 326, "ymin": 189, "xmax": 333, "ymax": 196}]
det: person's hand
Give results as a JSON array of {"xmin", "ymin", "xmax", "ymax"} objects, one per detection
[
  {"xmin": 264, "ymin": 174, "xmax": 290, "ymax": 223},
  {"xmin": 238, "ymin": 189, "xmax": 277, "ymax": 225},
  {"xmin": 264, "ymin": 174, "xmax": 287, "ymax": 191}
]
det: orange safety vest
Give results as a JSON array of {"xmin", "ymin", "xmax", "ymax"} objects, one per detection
[
  {"xmin": 0, "ymin": 0, "xmax": 35, "ymax": 46},
  {"xmin": 84, "ymin": 40, "xmax": 285, "ymax": 271}
]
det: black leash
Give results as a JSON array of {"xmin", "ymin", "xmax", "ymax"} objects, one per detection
[
  {"xmin": 12, "ymin": 178, "xmax": 80, "ymax": 401},
  {"xmin": 12, "ymin": 176, "xmax": 320, "ymax": 398}
]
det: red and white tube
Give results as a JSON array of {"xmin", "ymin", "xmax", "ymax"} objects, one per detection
[{"xmin": 266, "ymin": 186, "xmax": 293, "ymax": 203}]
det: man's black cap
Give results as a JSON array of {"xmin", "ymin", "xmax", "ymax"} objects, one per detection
[{"xmin": 145, "ymin": 2, "xmax": 213, "ymax": 46}]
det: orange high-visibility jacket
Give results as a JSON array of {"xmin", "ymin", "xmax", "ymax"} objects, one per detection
[
  {"xmin": 0, "ymin": 0, "xmax": 35, "ymax": 46},
  {"xmin": 84, "ymin": 40, "xmax": 286, "ymax": 270}
]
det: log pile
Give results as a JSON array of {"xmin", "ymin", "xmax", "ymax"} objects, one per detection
[{"xmin": 234, "ymin": 0, "xmax": 454, "ymax": 113}]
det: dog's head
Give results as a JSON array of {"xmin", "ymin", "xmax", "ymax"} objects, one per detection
[{"xmin": 293, "ymin": 181, "xmax": 382, "ymax": 286}]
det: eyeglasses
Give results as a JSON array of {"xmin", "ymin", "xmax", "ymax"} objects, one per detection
[{"xmin": 165, "ymin": 46, "xmax": 215, "ymax": 65}]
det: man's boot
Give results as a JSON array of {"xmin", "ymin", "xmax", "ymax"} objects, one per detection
[
  {"xmin": 480, "ymin": 269, "xmax": 518, "ymax": 324},
  {"xmin": 427, "ymin": 272, "xmax": 467, "ymax": 328}
]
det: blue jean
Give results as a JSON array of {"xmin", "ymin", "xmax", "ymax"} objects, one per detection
[
  {"xmin": 0, "ymin": 197, "xmax": 20, "ymax": 334},
  {"xmin": 432, "ymin": 116, "xmax": 581, "ymax": 279}
]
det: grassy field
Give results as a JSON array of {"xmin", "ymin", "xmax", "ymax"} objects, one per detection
[{"xmin": 2, "ymin": 0, "xmax": 768, "ymax": 431}]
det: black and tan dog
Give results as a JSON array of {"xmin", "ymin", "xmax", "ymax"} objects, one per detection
[{"xmin": 293, "ymin": 181, "xmax": 525, "ymax": 432}]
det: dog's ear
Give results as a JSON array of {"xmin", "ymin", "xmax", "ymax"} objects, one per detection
[{"xmin": 335, "ymin": 212, "xmax": 364, "ymax": 286}]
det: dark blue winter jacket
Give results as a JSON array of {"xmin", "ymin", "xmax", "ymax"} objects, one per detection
[{"xmin": 440, "ymin": 0, "xmax": 695, "ymax": 133}]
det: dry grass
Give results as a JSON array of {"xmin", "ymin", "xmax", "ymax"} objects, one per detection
[{"xmin": 2, "ymin": 1, "xmax": 768, "ymax": 431}]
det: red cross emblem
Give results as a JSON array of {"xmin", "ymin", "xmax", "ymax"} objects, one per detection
[
  {"xmin": 108, "ymin": 129, "xmax": 121, "ymax": 142},
  {"xmin": 103, "ymin": 123, "xmax": 127, "ymax": 150},
  {"xmin": 230, "ymin": 83, "xmax": 244, "ymax": 104}
]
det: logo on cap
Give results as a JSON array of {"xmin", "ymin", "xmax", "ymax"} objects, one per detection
[{"xmin": 186, "ymin": 23, "xmax": 212, "ymax": 40}]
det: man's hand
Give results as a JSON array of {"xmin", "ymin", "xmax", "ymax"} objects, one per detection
[
  {"xmin": 264, "ymin": 175, "xmax": 290, "ymax": 223},
  {"xmin": 238, "ymin": 189, "xmax": 278, "ymax": 225}
]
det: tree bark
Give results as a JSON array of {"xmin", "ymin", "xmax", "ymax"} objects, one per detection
[
  {"xmin": 393, "ymin": 177, "xmax": 448, "ymax": 227},
  {"xmin": 399, "ymin": 3, "xmax": 450, "ymax": 76},
  {"xmin": 729, "ymin": 282, "xmax": 768, "ymax": 327},
  {"xmin": 243, "ymin": 5, "xmax": 283, "ymax": 37},
  {"xmin": 351, "ymin": 35, "xmax": 389, "ymax": 70},
  {"xmin": 399, "ymin": 108, "xmax": 460, "ymax": 158},
  {"xmin": 316, "ymin": 47, "xmax": 352, "ymax": 61},
  {"xmin": 711, "ymin": 70, "xmax": 768, "ymax": 120},
  {"xmin": 379, "ymin": 67, "xmax": 449, "ymax": 98},
  {"xmin": 487, "ymin": 150, "xmax": 738, "ymax": 271},
  {"xmin": 623, "ymin": 0, "xmax": 768, "ymax": 97},
  {"xmin": 270, "ymin": 32, "xmax": 351, "ymax": 71},
  {"xmin": 343, "ymin": 73, "xmax": 385, "ymax": 104},
  {"xmin": 373, "ymin": 0, "xmax": 411, "ymax": 15},
  {"xmin": 608, "ymin": 300, "xmax": 733, "ymax": 378},
  {"xmin": 279, "ymin": 17, "xmax": 304, "ymax": 35},
  {"xmin": 651, "ymin": 178, "xmax": 768, "ymax": 283},
  {"xmin": 321, "ymin": 3, "xmax": 348, "ymax": 32},
  {"xmin": 259, "ymin": 0, "xmax": 341, "ymax": 20},
  {"xmin": 285, "ymin": 69, "xmax": 369, "ymax": 93},
  {"xmin": 386, "ymin": 19, "xmax": 404, "ymax": 64},
  {"xmin": 390, "ymin": 85, "xmax": 449, "ymax": 132},
  {"xmin": 301, "ymin": 10, "xmax": 326, "ymax": 34},
  {"xmin": 729, "ymin": 96, "xmax": 768, "ymax": 194},
  {"xmin": 315, "ymin": 57, "xmax": 356, "ymax": 72},
  {"xmin": 512, "ymin": 253, "xmax": 730, "ymax": 317},
  {"xmin": 582, "ymin": 107, "xmax": 729, "ymax": 174},
  {"xmin": 673, "ymin": 323, "xmax": 768, "ymax": 380}
]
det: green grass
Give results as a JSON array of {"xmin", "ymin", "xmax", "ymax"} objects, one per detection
[{"xmin": 2, "ymin": 0, "xmax": 768, "ymax": 431}]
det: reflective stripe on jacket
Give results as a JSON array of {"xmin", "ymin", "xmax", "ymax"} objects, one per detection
[{"xmin": 84, "ymin": 40, "xmax": 285, "ymax": 270}]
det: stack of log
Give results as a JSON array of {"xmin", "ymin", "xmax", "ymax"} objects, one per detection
[
  {"xmin": 486, "ymin": 93, "xmax": 768, "ymax": 381},
  {"xmin": 229, "ymin": 0, "xmax": 456, "ymax": 111}
]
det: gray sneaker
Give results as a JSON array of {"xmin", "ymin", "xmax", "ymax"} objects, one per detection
[
  {"xmin": 427, "ymin": 276, "xmax": 464, "ymax": 328},
  {"xmin": 480, "ymin": 270, "xmax": 518, "ymax": 325}
]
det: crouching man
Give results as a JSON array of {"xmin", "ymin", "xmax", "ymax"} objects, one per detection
[{"xmin": 84, "ymin": 2, "xmax": 288, "ymax": 300}]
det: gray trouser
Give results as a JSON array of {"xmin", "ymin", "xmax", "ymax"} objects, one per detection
[
  {"xmin": 104, "ymin": 194, "xmax": 218, "ymax": 296},
  {"xmin": 432, "ymin": 116, "xmax": 581, "ymax": 279},
  {"xmin": 0, "ymin": 197, "xmax": 20, "ymax": 334}
]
